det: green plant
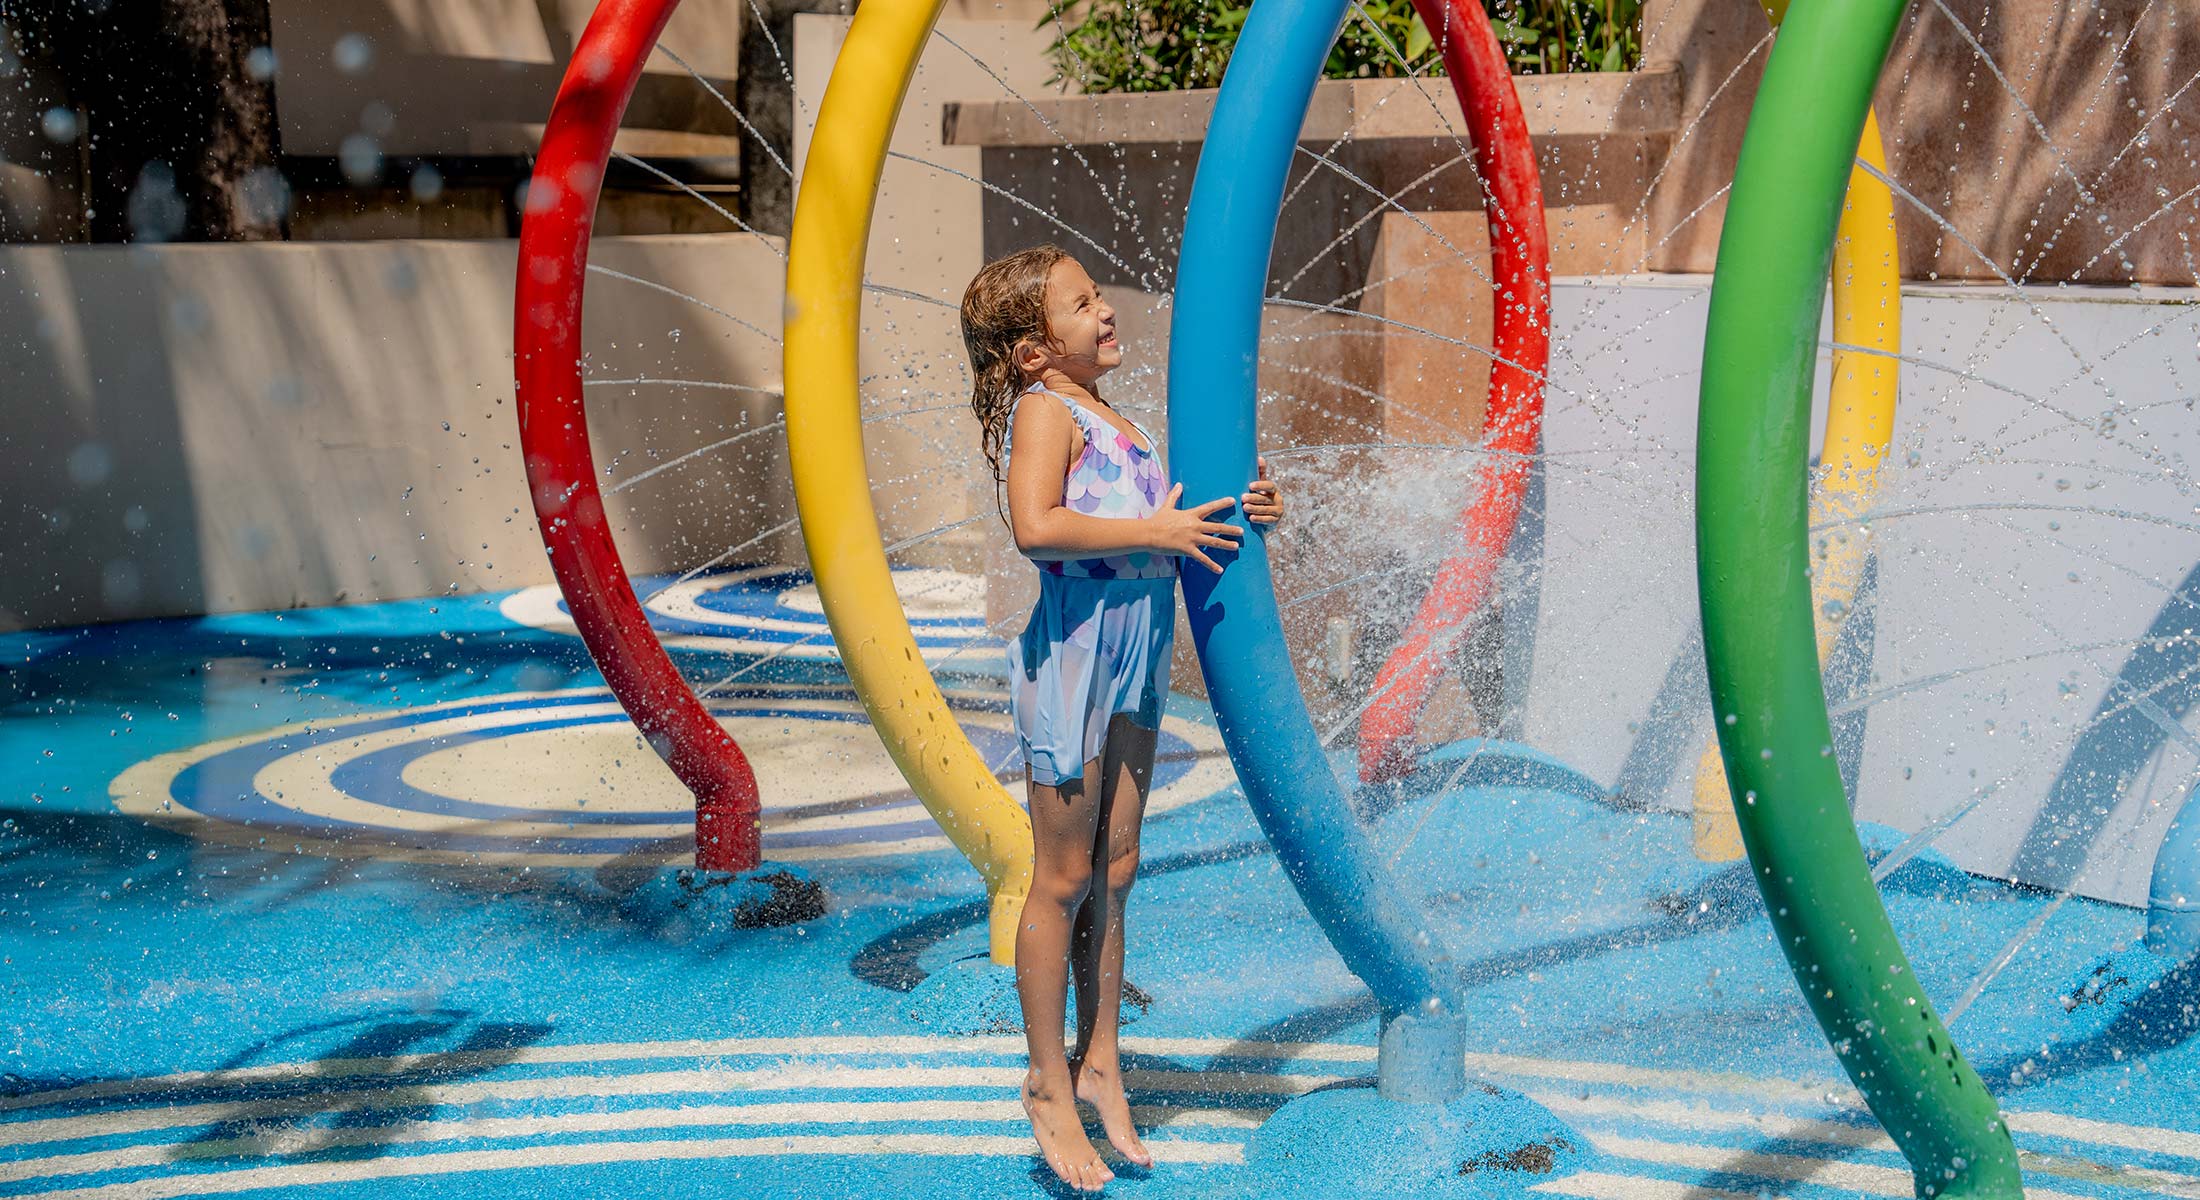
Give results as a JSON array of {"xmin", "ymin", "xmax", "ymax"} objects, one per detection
[
  {"xmin": 1041, "ymin": 0, "xmax": 1641, "ymax": 91},
  {"xmin": 1493, "ymin": 0, "xmax": 1643, "ymax": 74},
  {"xmin": 1326, "ymin": 0, "xmax": 1437, "ymax": 79},
  {"xmin": 1037, "ymin": 0, "xmax": 1247, "ymax": 93}
]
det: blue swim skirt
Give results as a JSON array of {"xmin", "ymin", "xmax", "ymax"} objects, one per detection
[{"xmin": 1008, "ymin": 574, "xmax": 1175, "ymax": 786}]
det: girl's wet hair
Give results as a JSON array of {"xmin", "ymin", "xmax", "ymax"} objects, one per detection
[{"xmin": 961, "ymin": 244, "xmax": 1070, "ymax": 520}]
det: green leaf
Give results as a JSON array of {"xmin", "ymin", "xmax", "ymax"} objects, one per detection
[
  {"xmin": 1492, "ymin": 19, "xmax": 1540, "ymax": 45},
  {"xmin": 1041, "ymin": 0, "xmax": 1624, "ymax": 91}
]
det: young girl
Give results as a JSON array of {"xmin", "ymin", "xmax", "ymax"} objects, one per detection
[{"xmin": 961, "ymin": 246, "xmax": 1284, "ymax": 1191}]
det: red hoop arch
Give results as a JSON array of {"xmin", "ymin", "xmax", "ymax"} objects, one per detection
[
  {"xmin": 1358, "ymin": 0, "xmax": 1553, "ymax": 782},
  {"xmin": 512, "ymin": 0, "xmax": 760, "ymax": 870}
]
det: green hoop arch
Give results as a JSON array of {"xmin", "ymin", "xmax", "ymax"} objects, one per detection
[{"xmin": 1696, "ymin": 0, "xmax": 2022, "ymax": 1195}]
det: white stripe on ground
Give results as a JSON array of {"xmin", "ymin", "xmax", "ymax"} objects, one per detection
[
  {"xmin": 0, "ymin": 1100, "xmax": 1266, "ymax": 1186},
  {"xmin": 0, "ymin": 1037, "xmax": 1925, "ymax": 1119},
  {"xmin": 1530, "ymin": 1171, "xmax": 1765, "ymax": 1200},
  {"xmin": 0, "ymin": 1035, "xmax": 1352, "ymax": 1115},
  {"xmin": 0, "ymin": 1065, "xmax": 1335, "ymax": 1150},
  {"xmin": 1589, "ymin": 1132, "xmax": 2102, "ymax": 1200},
  {"xmin": 1465, "ymin": 1051, "xmax": 1860, "ymax": 1109},
  {"xmin": 1533, "ymin": 1091, "xmax": 1892, "ymax": 1149},
  {"xmin": 8, "ymin": 1132, "xmax": 1241, "ymax": 1200},
  {"xmin": 11, "ymin": 1033, "xmax": 2194, "ymax": 1183},
  {"xmin": 1541, "ymin": 1092, "xmax": 2200, "ymax": 1196},
  {"xmin": 1482, "ymin": 1051, "xmax": 2200, "ymax": 1174},
  {"xmin": 5, "ymin": 1088, "xmax": 2182, "ymax": 1199},
  {"xmin": 31, "ymin": 1124, "xmax": 2152, "ymax": 1200},
  {"xmin": 1124, "ymin": 1037, "xmax": 1375, "ymax": 1063},
  {"xmin": 2010, "ymin": 1108, "xmax": 2200, "ymax": 1161}
]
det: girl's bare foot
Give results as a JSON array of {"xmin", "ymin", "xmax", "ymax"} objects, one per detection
[
  {"xmin": 1071, "ymin": 1054, "xmax": 1154, "ymax": 1168},
  {"xmin": 1023, "ymin": 1069, "xmax": 1114, "ymax": 1192}
]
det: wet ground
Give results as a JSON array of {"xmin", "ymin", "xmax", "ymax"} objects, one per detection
[{"xmin": 4, "ymin": 569, "xmax": 2196, "ymax": 1199}]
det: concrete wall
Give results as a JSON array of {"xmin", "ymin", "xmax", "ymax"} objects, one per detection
[
  {"xmin": 264, "ymin": 0, "xmax": 753, "ymax": 241},
  {"xmin": 0, "ymin": 235, "xmax": 789, "ymax": 629},
  {"xmin": 1514, "ymin": 277, "xmax": 2199, "ymax": 908},
  {"xmin": 0, "ymin": 10, "xmax": 1069, "ymax": 632}
]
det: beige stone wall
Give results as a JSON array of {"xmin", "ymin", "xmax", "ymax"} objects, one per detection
[
  {"xmin": 284, "ymin": 186, "xmax": 757, "ymax": 241},
  {"xmin": 267, "ymin": 0, "xmax": 746, "ymax": 161},
  {"xmin": 949, "ymin": 71, "xmax": 1685, "ymax": 440},
  {"xmin": 0, "ymin": 235, "xmax": 788, "ymax": 630},
  {"xmin": 263, "ymin": 0, "xmax": 753, "ymax": 243},
  {"xmin": 1641, "ymin": 0, "xmax": 2200, "ymax": 286}
]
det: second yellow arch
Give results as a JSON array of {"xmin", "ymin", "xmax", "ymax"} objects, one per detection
[{"xmin": 782, "ymin": 0, "xmax": 1034, "ymax": 959}]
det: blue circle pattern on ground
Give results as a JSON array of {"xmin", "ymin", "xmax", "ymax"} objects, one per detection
[
  {"xmin": 571, "ymin": 570, "xmax": 992, "ymax": 650},
  {"xmin": 167, "ymin": 688, "xmax": 1196, "ymax": 857}
]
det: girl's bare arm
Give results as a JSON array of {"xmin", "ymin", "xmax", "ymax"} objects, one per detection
[{"xmin": 1004, "ymin": 397, "xmax": 1242, "ymax": 569}]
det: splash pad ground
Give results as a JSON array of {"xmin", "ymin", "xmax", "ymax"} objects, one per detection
[{"xmin": 5, "ymin": 583, "xmax": 2197, "ymax": 1200}]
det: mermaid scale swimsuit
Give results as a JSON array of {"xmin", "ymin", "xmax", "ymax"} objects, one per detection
[{"xmin": 1005, "ymin": 384, "xmax": 1176, "ymax": 786}]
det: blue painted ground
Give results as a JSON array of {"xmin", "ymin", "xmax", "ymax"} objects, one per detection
[{"xmin": 4, "ymin": 577, "xmax": 2198, "ymax": 1199}]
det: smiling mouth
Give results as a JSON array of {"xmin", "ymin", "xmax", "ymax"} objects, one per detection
[{"xmin": 1098, "ymin": 331, "xmax": 1119, "ymax": 347}]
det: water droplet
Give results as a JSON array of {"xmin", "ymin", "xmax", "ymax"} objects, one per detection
[
  {"xmin": 333, "ymin": 33, "xmax": 374, "ymax": 74},
  {"xmin": 339, "ymin": 133, "xmax": 383, "ymax": 185},
  {"xmin": 67, "ymin": 443, "xmax": 112, "ymax": 487},
  {"xmin": 41, "ymin": 106, "xmax": 79, "ymax": 142}
]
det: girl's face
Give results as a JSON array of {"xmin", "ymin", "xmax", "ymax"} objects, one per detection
[{"xmin": 1023, "ymin": 258, "xmax": 1120, "ymax": 385}]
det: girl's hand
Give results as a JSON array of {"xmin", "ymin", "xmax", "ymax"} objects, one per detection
[
  {"xmin": 1242, "ymin": 456, "xmax": 1284, "ymax": 525},
  {"xmin": 1148, "ymin": 484, "xmax": 1242, "ymax": 574}
]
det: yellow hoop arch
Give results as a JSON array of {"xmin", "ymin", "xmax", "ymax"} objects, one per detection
[{"xmin": 781, "ymin": 0, "xmax": 1034, "ymax": 961}]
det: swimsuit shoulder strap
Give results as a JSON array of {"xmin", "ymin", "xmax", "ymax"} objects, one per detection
[
  {"xmin": 1027, "ymin": 384, "xmax": 1108, "ymax": 440},
  {"xmin": 1036, "ymin": 385, "xmax": 1156, "ymax": 455}
]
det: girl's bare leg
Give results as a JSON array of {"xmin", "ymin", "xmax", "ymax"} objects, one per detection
[
  {"xmin": 1017, "ymin": 762, "xmax": 1115, "ymax": 1193},
  {"xmin": 1070, "ymin": 713, "xmax": 1156, "ymax": 1167}
]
